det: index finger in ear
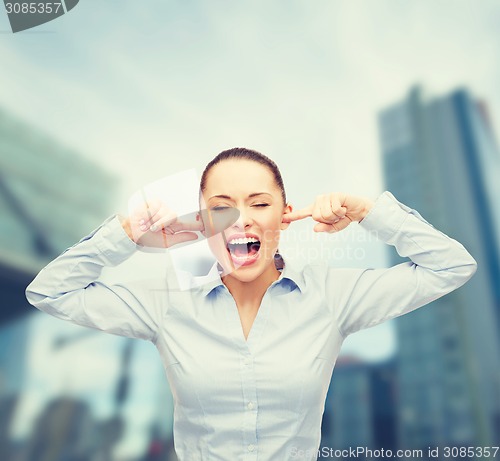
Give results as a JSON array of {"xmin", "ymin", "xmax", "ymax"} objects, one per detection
[
  {"xmin": 171, "ymin": 220, "xmax": 205, "ymax": 232},
  {"xmin": 282, "ymin": 204, "xmax": 313, "ymax": 223}
]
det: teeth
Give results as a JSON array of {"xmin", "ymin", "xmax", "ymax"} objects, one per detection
[{"xmin": 228, "ymin": 237, "xmax": 260, "ymax": 245}]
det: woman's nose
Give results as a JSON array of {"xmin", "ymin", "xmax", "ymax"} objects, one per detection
[{"xmin": 233, "ymin": 207, "xmax": 252, "ymax": 228}]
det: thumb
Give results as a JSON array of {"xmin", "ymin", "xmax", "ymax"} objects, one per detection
[
  {"xmin": 313, "ymin": 222, "xmax": 336, "ymax": 233},
  {"xmin": 313, "ymin": 217, "xmax": 351, "ymax": 233}
]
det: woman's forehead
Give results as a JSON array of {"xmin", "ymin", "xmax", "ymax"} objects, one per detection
[{"xmin": 203, "ymin": 160, "xmax": 276, "ymax": 190}]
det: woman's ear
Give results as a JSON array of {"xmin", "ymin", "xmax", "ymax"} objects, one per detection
[{"xmin": 280, "ymin": 203, "xmax": 293, "ymax": 230}]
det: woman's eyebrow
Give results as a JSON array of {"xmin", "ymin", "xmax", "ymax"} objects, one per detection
[
  {"xmin": 209, "ymin": 192, "xmax": 272, "ymax": 200},
  {"xmin": 248, "ymin": 192, "xmax": 272, "ymax": 198},
  {"xmin": 209, "ymin": 194, "xmax": 232, "ymax": 200}
]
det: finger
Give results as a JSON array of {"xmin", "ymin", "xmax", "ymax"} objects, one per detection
[
  {"xmin": 318, "ymin": 194, "xmax": 344, "ymax": 224},
  {"xmin": 135, "ymin": 207, "xmax": 238, "ymax": 249},
  {"xmin": 282, "ymin": 204, "xmax": 313, "ymax": 223},
  {"xmin": 314, "ymin": 215, "xmax": 353, "ymax": 233},
  {"xmin": 320, "ymin": 194, "xmax": 333, "ymax": 223},
  {"xmin": 334, "ymin": 216, "xmax": 352, "ymax": 232},
  {"xmin": 148, "ymin": 203, "xmax": 177, "ymax": 227},
  {"xmin": 154, "ymin": 208, "xmax": 237, "ymax": 236},
  {"xmin": 137, "ymin": 200, "xmax": 167, "ymax": 227},
  {"xmin": 167, "ymin": 232, "xmax": 199, "ymax": 246},
  {"xmin": 141, "ymin": 197, "xmax": 162, "ymax": 221},
  {"xmin": 330, "ymin": 216, "xmax": 352, "ymax": 232},
  {"xmin": 330, "ymin": 193, "xmax": 347, "ymax": 220},
  {"xmin": 314, "ymin": 222, "xmax": 335, "ymax": 233},
  {"xmin": 149, "ymin": 212, "xmax": 178, "ymax": 232},
  {"xmin": 169, "ymin": 220, "xmax": 205, "ymax": 232},
  {"xmin": 311, "ymin": 198, "xmax": 323, "ymax": 224},
  {"xmin": 130, "ymin": 203, "xmax": 153, "ymax": 226}
]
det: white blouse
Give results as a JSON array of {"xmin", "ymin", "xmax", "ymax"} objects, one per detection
[{"xmin": 26, "ymin": 191, "xmax": 477, "ymax": 461}]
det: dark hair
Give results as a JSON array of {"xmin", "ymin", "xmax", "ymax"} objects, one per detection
[{"xmin": 199, "ymin": 147, "xmax": 287, "ymax": 205}]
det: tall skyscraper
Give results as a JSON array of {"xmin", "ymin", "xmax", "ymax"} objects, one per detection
[
  {"xmin": 378, "ymin": 86, "xmax": 500, "ymax": 450},
  {"xmin": 325, "ymin": 356, "xmax": 374, "ymax": 451}
]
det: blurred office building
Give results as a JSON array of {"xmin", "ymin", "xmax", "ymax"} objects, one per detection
[
  {"xmin": 325, "ymin": 356, "xmax": 374, "ymax": 451},
  {"xmin": 378, "ymin": 86, "xmax": 500, "ymax": 451},
  {"xmin": 142, "ymin": 372, "xmax": 177, "ymax": 461},
  {"xmin": 22, "ymin": 396, "xmax": 97, "ymax": 461},
  {"xmin": 0, "ymin": 105, "xmax": 120, "ymax": 324},
  {"xmin": 0, "ymin": 394, "xmax": 21, "ymax": 460},
  {"xmin": 321, "ymin": 356, "xmax": 397, "ymax": 454},
  {"xmin": 0, "ymin": 318, "xmax": 29, "ymax": 395},
  {"xmin": 0, "ymin": 106, "xmax": 132, "ymax": 460}
]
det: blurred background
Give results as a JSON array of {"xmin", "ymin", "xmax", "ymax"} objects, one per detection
[{"xmin": 1, "ymin": 1, "xmax": 499, "ymax": 460}]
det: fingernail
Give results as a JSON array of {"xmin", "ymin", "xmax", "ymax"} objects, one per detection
[
  {"xmin": 139, "ymin": 219, "xmax": 144, "ymax": 225},
  {"xmin": 150, "ymin": 224, "xmax": 157, "ymax": 232},
  {"xmin": 140, "ymin": 225, "xmax": 147, "ymax": 231}
]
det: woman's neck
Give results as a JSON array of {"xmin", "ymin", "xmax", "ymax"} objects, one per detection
[{"xmin": 222, "ymin": 264, "xmax": 281, "ymax": 307}]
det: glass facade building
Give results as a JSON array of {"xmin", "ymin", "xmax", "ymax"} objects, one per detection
[
  {"xmin": 0, "ymin": 104, "xmax": 119, "ymax": 388},
  {"xmin": 378, "ymin": 87, "xmax": 500, "ymax": 450},
  {"xmin": 322, "ymin": 356, "xmax": 397, "ymax": 455},
  {"xmin": 0, "ymin": 106, "xmax": 119, "ymax": 267},
  {"xmin": 0, "ymin": 106, "xmax": 153, "ymax": 459}
]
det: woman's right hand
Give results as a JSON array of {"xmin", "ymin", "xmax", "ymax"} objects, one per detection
[{"xmin": 121, "ymin": 198, "xmax": 204, "ymax": 248}]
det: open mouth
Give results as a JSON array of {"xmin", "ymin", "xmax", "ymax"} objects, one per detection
[{"xmin": 226, "ymin": 236, "xmax": 261, "ymax": 261}]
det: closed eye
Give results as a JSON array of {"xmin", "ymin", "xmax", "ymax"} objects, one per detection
[
  {"xmin": 253, "ymin": 204, "xmax": 269, "ymax": 207},
  {"xmin": 211, "ymin": 206, "xmax": 230, "ymax": 212}
]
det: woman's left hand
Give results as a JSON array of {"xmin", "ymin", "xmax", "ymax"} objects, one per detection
[{"xmin": 282, "ymin": 192, "xmax": 374, "ymax": 233}]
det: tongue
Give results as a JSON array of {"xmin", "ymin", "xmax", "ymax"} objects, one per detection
[
  {"xmin": 231, "ymin": 244, "xmax": 258, "ymax": 258},
  {"xmin": 233, "ymin": 245, "xmax": 248, "ymax": 257}
]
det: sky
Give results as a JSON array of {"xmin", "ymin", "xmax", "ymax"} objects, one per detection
[{"xmin": 1, "ymin": 0, "xmax": 500, "ymax": 457}]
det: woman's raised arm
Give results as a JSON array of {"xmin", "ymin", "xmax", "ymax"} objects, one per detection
[
  {"xmin": 25, "ymin": 198, "xmax": 204, "ymax": 343},
  {"xmin": 323, "ymin": 191, "xmax": 477, "ymax": 337},
  {"xmin": 283, "ymin": 190, "xmax": 477, "ymax": 337}
]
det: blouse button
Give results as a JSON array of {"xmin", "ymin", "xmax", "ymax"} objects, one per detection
[
  {"xmin": 247, "ymin": 444, "xmax": 255, "ymax": 452},
  {"xmin": 247, "ymin": 401, "xmax": 254, "ymax": 410}
]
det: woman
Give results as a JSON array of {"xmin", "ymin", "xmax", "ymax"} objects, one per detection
[{"xmin": 26, "ymin": 147, "xmax": 477, "ymax": 461}]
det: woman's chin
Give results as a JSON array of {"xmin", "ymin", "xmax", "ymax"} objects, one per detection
[
  {"xmin": 220, "ymin": 259, "xmax": 262, "ymax": 281},
  {"xmin": 221, "ymin": 255, "xmax": 280, "ymax": 285},
  {"xmin": 224, "ymin": 271, "xmax": 258, "ymax": 284}
]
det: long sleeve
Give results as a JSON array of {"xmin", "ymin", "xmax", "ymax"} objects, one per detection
[
  {"xmin": 25, "ymin": 214, "xmax": 163, "ymax": 343},
  {"xmin": 328, "ymin": 191, "xmax": 478, "ymax": 337}
]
